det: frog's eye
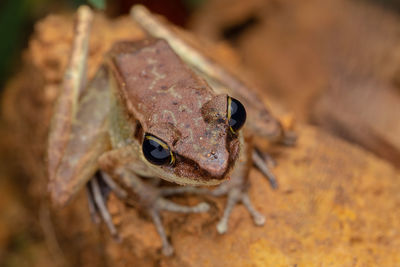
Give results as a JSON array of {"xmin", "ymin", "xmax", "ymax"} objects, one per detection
[
  {"xmin": 227, "ymin": 96, "xmax": 246, "ymax": 133},
  {"xmin": 142, "ymin": 134, "xmax": 175, "ymax": 165}
]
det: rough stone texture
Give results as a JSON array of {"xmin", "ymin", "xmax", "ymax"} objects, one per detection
[{"xmin": 1, "ymin": 8, "xmax": 400, "ymax": 267}]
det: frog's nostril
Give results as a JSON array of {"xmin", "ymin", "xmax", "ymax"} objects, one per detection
[
  {"xmin": 206, "ymin": 151, "xmax": 219, "ymax": 160},
  {"xmin": 198, "ymin": 151, "xmax": 229, "ymax": 178}
]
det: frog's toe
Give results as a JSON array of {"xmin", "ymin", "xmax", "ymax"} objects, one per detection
[
  {"xmin": 253, "ymin": 150, "xmax": 278, "ymax": 189},
  {"xmin": 216, "ymin": 187, "xmax": 265, "ymax": 234},
  {"xmin": 216, "ymin": 220, "xmax": 228, "ymax": 234},
  {"xmin": 216, "ymin": 188, "xmax": 240, "ymax": 234},
  {"xmin": 254, "ymin": 148, "xmax": 277, "ymax": 167},
  {"xmin": 242, "ymin": 194, "xmax": 266, "ymax": 226},
  {"xmin": 86, "ymin": 174, "xmax": 121, "ymax": 242},
  {"xmin": 149, "ymin": 208, "xmax": 174, "ymax": 256},
  {"xmin": 162, "ymin": 244, "xmax": 174, "ymax": 257}
]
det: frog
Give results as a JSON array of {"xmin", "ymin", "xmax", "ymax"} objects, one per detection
[{"xmin": 47, "ymin": 5, "xmax": 296, "ymax": 256}]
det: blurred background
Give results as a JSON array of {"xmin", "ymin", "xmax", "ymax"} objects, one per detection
[
  {"xmin": 0, "ymin": 0, "xmax": 205, "ymax": 89},
  {"xmin": 1, "ymin": 0, "xmax": 400, "ymax": 266}
]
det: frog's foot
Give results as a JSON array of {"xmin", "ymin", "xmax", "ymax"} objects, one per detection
[
  {"xmin": 86, "ymin": 172, "xmax": 125, "ymax": 242},
  {"xmin": 254, "ymin": 127, "xmax": 297, "ymax": 187},
  {"xmin": 147, "ymin": 189, "xmax": 210, "ymax": 256},
  {"xmin": 129, "ymin": 182, "xmax": 210, "ymax": 256},
  {"xmin": 253, "ymin": 149, "xmax": 278, "ymax": 189},
  {"xmin": 211, "ymin": 180, "xmax": 266, "ymax": 234},
  {"xmin": 90, "ymin": 172, "xmax": 209, "ymax": 256},
  {"xmin": 167, "ymin": 178, "xmax": 266, "ymax": 234}
]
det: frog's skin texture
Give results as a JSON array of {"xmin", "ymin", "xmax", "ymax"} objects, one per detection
[{"xmin": 47, "ymin": 6, "xmax": 295, "ymax": 256}]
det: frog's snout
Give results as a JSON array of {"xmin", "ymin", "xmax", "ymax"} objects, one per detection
[{"xmin": 198, "ymin": 150, "xmax": 230, "ymax": 179}]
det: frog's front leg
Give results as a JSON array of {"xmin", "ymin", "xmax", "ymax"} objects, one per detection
[
  {"xmin": 172, "ymin": 134, "xmax": 266, "ymax": 233},
  {"xmin": 96, "ymin": 146, "xmax": 210, "ymax": 256},
  {"xmin": 211, "ymin": 135, "xmax": 266, "ymax": 234}
]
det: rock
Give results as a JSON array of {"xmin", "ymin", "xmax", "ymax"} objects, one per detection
[{"xmin": 1, "ymin": 9, "xmax": 400, "ymax": 267}]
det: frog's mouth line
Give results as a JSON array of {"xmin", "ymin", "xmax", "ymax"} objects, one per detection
[
  {"xmin": 173, "ymin": 156, "xmax": 230, "ymax": 182},
  {"xmin": 159, "ymin": 172, "xmax": 228, "ymax": 187},
  {"xmin": 156, "ymin": 135, "xmax": 240, "ymax": 186}
]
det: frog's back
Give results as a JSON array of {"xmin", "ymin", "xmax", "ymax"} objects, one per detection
[{"xmin": 107, "ymin": 39, "xmax": 215, "ymax": 129}]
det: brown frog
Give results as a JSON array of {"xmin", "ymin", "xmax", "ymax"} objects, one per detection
[{"xmin": 47, "ymin": 5, "xmax": 295, "ymax": 256}]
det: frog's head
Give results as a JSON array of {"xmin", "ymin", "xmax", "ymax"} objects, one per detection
[
  {"xmin": 109, "ymin": 39, "xmax": 247, "ymax": 185},
  {"xmin": 140, "ymin": 94, "xmax": 246, "ymax": 186}
]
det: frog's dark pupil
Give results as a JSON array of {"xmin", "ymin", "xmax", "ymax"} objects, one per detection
[
  {"xmin": 142, "ymin": 135, "xmax": 171, "ymax": 165},
  {"xmin": 228, "ymin": 97, "xmax": 246, "ymax": 132}
]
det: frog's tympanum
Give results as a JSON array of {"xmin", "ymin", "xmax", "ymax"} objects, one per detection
[{"xmin": 47, "ymin": 6, "xmax": 296, "ymax": 256}]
